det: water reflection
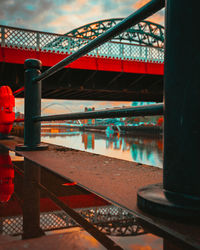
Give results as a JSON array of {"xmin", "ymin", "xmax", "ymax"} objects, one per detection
[
  {"xmin": 0, "ymin": 149, "xmax": 14, "ymax": 203},
  {"xmin": 82, "ymin": 133, "xmax": 95, "ymax": 150},
  {"xmin": 42, "ymin": 128, "xmax": 163, "ymax": 168},
  {"xmin": 0, "ymin": 148, "xmax": 185, "ymax": 249}
]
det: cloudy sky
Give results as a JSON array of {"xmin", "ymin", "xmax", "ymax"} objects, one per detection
[
  {"xmin": 0, "ymin": 0, "xmax": 164, "ymax": 33},
  {"xmin": 1, "ymin": 0, "xmax": 164, "ymax": 114}
]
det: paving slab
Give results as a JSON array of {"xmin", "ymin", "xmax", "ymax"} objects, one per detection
[
  {"xmin": 0, "ymin": 137, "xmax": 200, "ymax": 249},
  {"xmin": 0, "ymin": 230, "xmax": 106, "ymax": 250}
]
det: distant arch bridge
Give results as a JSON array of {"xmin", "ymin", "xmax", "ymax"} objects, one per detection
[
  {"xmin": 41, "ymin": 102, "xmax": 82, "ymax": 125},
  {"xmin": 0, "ymin": 19, "xmax": 164, "ymax": 101}
]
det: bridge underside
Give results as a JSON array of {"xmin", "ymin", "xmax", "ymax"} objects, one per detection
[{"xmin": 0, "ymin": 62, "xmax": 163, "ymax": 101}]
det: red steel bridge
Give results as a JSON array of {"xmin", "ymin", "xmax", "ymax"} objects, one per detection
[{"xmin": 0, "ymin": 19, "xmax": 164, "ymax": 101}]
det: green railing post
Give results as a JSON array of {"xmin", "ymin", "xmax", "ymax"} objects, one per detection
[
  {"xmin": 16, "ymin": 59, "xmax": 48, "ymax": 151},
  {"xmin": 137, "ymin": 0, "xmax": 200, "ymax": 220},
  {"xmin": 36, "ymin": 32, "xmax": 40, "ymax": 51}
]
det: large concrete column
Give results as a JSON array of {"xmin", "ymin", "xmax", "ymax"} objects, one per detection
[{"xmin": 137, "ymin": 0, "xmax": 200, "ymax": 219}]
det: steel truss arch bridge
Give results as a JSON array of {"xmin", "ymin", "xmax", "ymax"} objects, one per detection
[
  {"xmin": 0, "ymin": 18, "xmax": 164, "ymax": 101},
  {"xmin": 65, "ymin": 18, "xmax": 164, "ymax": 48},
  {"xmin": 41, "ymin": 102, "xmax": 82, "ymax": 125},
  {"xmin": 45, "ymin": 18, "xmax": 164, "ymax": 60}
]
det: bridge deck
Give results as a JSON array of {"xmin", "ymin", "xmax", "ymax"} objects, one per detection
[
  {"xmin": 0, "ymin": 137, "xmax": 199, "ymax": 249},
  {"xmin": 0, "ymin": 60, "xmax": 163, "ymax": 101},
  {"xmin": 0, "ymin": 24, "xmax": 164, "ymax": 101}
]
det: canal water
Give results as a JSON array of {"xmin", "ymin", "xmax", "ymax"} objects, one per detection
[
  {"xmin": 0, "ymin": 148, "xmax": 187, "ymax": 249},
  {"xmin": 41, "ymin": 128, "xmax": 163, "ymax": 168}
]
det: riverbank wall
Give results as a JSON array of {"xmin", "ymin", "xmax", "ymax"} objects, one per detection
[
  {"xmin": 11, "ymin": 124, "xmax": 163, "ymax": 138},
  {"xmin": 81, "ymin": 125, "xmax": 163, "ymax": 136}
]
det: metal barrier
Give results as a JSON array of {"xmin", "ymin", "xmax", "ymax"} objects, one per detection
[
  {"xmin": 14, "ymin": 0, "xmax": 164, "ymax": 151},
  {"xmin": 15, "ymin": 0, "xmax": 200, "ymax": 221},
  {"xmin": 0, "ymin": 22, "xmax": 164, "ymax": 62},
  {"xmin": 34, "ymin": 104, "xmax": 163, "ymax": 122}
]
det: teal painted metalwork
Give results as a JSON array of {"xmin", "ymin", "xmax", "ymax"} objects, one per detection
[
  {"xmin": 0, "ymin": 20, "xmax": 164, "ymax": 62},
  {"xmin": 65, "ymin": 18, "xmax": 164, "ymax": 48}
]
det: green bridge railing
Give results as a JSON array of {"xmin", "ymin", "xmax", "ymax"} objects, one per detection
[{"xmin": 0, "ymin": 24, "xmax": 164, "ymax": 62}]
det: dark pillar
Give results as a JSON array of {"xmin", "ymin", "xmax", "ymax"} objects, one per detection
[
  {"xmin": 137, "ymin": 0, "xmax": 200, "ymax": 219},
  {"xmin": 16, "ymin": 59, "xmax": 47, "ymax": 151},
  {"xmin": 163, "ymin": 0, "xmax": 200, "ymax": 200},
  {"xmin": 22, "ymin": 159, "xmax": 44, "ymax": 239}
]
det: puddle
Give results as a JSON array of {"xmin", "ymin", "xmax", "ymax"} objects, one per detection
[{"xmin": 0, "ymin": 148, "xmax": 188, "ymax": 249}]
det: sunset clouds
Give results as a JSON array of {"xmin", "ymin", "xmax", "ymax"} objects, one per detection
[
  {"xmin": 2, "ymin": 1, "xmax": 164, "ymax": 113},
  {"xmin": 0, "ymin": 0, "xmax": 164, "ymax": 33},
  {"xmin": 132, "ymin": 0, "xmax": 164, "ymax": 24}
]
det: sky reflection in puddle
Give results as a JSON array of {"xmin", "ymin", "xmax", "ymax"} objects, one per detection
[{"xmin": 0, "ymin": 148, "xmax": 186, "ymax": 249}]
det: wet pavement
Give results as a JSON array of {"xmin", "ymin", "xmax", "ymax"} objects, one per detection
[{"xmin": 0, "ymin": 147, "xmax": 192, "ymax": 249}]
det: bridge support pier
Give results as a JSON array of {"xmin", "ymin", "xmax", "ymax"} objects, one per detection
[
  {"xmin": 16, "ymin": 59, "xmax": 48, "ymax": 151},
  {"xmin": 137, "ymin": 0, "xmax": 200, "ymax": 219}
]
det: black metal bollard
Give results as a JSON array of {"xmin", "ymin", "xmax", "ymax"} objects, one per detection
[
  {"xmin": 16, "ymin": 59, "xmax": 48, "ymax": 151},
  {"xmin": 137, "ymin": 0, "xmax": 200, "ymax": 220}
]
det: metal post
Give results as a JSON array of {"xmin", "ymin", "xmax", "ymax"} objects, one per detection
[
  {"xmin": 36, "ymin": 32, "xmax": 40, "ymax": 51},
  {"xmin": 139, "ymin": 46, "xmax": 142, "ymax": 60},
  {"xmin": 67, "ymin": 37, "xmax": 71, "ymax": 54},
  {"xmin": 137, "ymin": 0, "xmax": 200, "ymax": 219},
  {"xmin": 145, "ymin": 46, "xmax": 148, "ymax": 62},
  {"xmin": 1, "ymin": 27, "xmax": 5, "ymax": 47},
  {"xmin": 120, "ymin": 43, "xmax": 124, "ymax": 59},
  {"xmin": 16, "ymin": 59, "xmax": 48, "ymax": 151}
]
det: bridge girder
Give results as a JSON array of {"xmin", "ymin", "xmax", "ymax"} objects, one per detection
[
  {"xmin": 0, "ymin": 62, "xmax": 163, "ymax": 102},
  {"xmin": 65, "ymin": 18, "xmax": 164, "ymax": 48}
]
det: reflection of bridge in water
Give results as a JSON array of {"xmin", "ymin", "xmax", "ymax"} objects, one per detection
[
  {"xmin": 2, "ymin": 205, "xmax": 145, "ymax": 237},
  {"xmin": 41, "ymin": 122, "xmax": 82, "ymax": 128},
  {"xmin": 1, "ymin": 157, "xmax": 145, "ymax": 238}
]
